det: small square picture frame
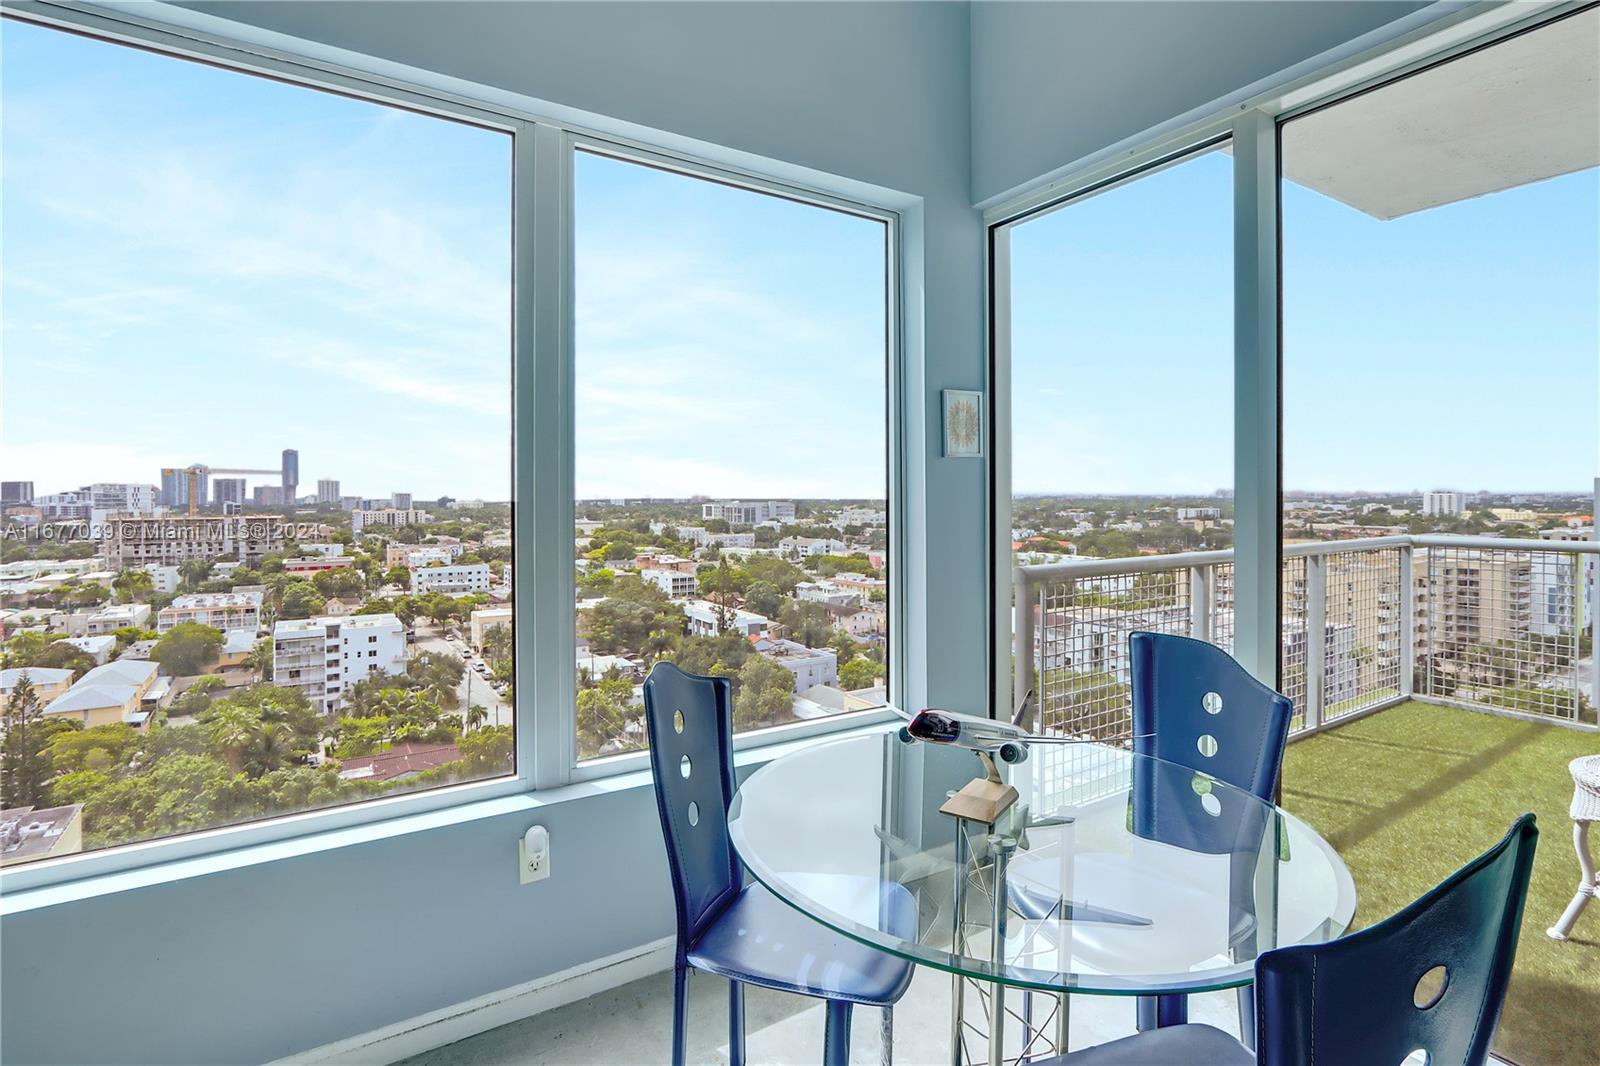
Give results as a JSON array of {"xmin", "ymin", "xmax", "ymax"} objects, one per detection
[{"xmin": 942, "ymin": 389, "xmax": 984, "ymax": 458}]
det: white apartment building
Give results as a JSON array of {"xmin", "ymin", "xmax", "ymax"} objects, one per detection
[
  {"xmin": 272, "ymin": 613, "xmax": 407, "ymax": 714},
  {"xmin": 701, "ymin": 500, "xmax": 796, "ymax": 527},
  {"xmin": 795, "ymin": 581, "xmax": 861, "ymax": 608},
  {"xmin": 751, "ymin": 636, "xmax": 837, "ymax": 691},
  {"xmin": 404, "ymin": 547, "xmax": 457, "ymax": 569},
  {"xmin": 81, "ymin": 603, "xmax": 151, "ymax": 636},
  {"xmin": 317, "ymin": 480, "xmax": 340, "ymax": 504},
  {"xmin": 1422, "ymin": 490, "xmax": 1464, "ymax": 516},
  {"xmin": 681, "ymin": 600, "xmax": 769, "ymax": 638},
  {"xmin": 157, "ymin": 590, "xmax": 264, "ymax": 634},
  {"xmin": 351, "ymin": 508, "xmax": 431, "ymax": 534},
  {"xmin": 298, "ymin": 543, "xmax": 345, "ymax": 558},
  {"xmin": 411, "ymin": 562, "xmax": 491, "ymax": 595},
  {"xmin": 142, "ymin": 565, "xmax": 181, "ymax": 594},
  {"xmin": 779, "ymin": 536, "xmax": 847, "ymax": 558},
  {"xmin": 641, "ymin": 568, "xmax": 697, "ymax": 597},
  {"xmin": 1177, "ymin": 507, "xmax": 1222, "ymax": 520}
]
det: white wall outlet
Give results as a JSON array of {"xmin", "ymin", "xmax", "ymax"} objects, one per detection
[{"xmin": 519, "ymin": 824, "xmax": 550, "ymax": 885}]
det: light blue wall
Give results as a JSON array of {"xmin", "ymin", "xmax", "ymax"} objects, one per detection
[
  {"xmin": 1, "ymin": 4, "xmax": 985, "ymax": 1063},
  {"xmin": 969, "ymin": 0, "xmax": 1433, "ymax": 206}
]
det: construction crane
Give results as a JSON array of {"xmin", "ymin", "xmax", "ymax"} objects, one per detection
[{"xmin": 166, "ymin": 464, "xmax": 284, "ymax": 515}]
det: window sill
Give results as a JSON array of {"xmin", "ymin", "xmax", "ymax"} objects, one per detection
[{"xmin": 0, "ymin": 717, "xmax": 899, "ymax": 917}]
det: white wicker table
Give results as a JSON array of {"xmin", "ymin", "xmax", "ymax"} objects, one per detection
[{"xmin": 1547, "ymin": 754, "xmax": 1600, "ymax": 941}]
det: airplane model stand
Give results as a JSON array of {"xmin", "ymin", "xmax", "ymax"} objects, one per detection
[{"xmin": 942, "ymin": 765, "xmax": 1065, "ymax": 1066}]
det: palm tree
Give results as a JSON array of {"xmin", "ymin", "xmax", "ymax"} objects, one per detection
[
  {"xmin": 464, "ymin": 704, "xmax": 489, "ymax": 732},
  {"xmin": 113, "ymin": 568, "xmax": 154, "ymax": 604},
  {"xmin": 206, "ymin": 705, "xmax": 261, "ymax": 774},
  {"xmin": 242, "ymin": 638, "xmax": 274, "ymax": 683},
  {"xmin": 251, "ymin": 721, "xmax": 294, "ymax": 775}
]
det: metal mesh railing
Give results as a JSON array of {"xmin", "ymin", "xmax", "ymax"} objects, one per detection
[
  {"xmin": 1015, "ymin": 534, "xmax": 1597, "ymax": 745},
  {"xmin": 1321, "ymin": 547, "xmax": 1404, "ymax": 722},
  {"xmin": 1418, "ymin": 545, "xmax": 1586, "ymax": 722},
  {"xmin": 1280, "ymin": 556, "xmax": 1310, "ymax": 730}
]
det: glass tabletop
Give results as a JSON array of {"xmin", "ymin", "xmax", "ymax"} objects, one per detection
[{"xmin": 727, "ymin": 730, "xmax": 1356, "ymax": 995}]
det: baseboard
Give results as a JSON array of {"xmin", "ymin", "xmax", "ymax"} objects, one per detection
[{"xmin": 272, "ymin": 935, "xmax": 677, "ymax": 1065}]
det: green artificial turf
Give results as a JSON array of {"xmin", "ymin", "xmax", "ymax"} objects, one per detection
[{"xmin": 1282, "ymin": 700, "xmax": 1599, "ymax": 1066}]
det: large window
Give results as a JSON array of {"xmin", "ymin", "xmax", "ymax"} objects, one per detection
[
  {"xmin": 572, "ymin": 149, "xmax": 891, "ymax": 762},
  {"xmin": 1279, "ymin": 17, "xmax": 1597, "ymax": 1062},
  {"xmin": 1, "ymin": 21, "xmax": 514, "ymax": 867},
  {"xmin": 1002, "ymin": 144, "xmax": 1233, "ymax": 737}
]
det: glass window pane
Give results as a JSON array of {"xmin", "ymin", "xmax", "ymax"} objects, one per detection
[
  {"xmin": 1006, "ymin": 145, "xmax": 1234, "ymax": 738},
  {"xmin": 1, "ymin": 21, "xmax": 514, "ymax": 867},
  {"xmin": 574, "ymin": 150, "xmax": 890, "ymax": 762},
  {"xmin": 1279, "ymin": 14, "xmax": 1597, "ymax": 1062}
]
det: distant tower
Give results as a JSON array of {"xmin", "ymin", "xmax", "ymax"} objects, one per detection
[
  {"xmin": 317, "ymin": 479, "xmax": 340, "ymax": 505},
  {"xmin": 281, "ymin": 449, "xmax": 299, "ymax": 505}
]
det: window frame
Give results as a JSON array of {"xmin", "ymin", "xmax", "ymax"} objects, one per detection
[
  {"xmin": 555, "ymin": 134, "xmax": 905, "ymax": 787},
  {"xmin": 0, "ymin": 1, "xmax": 906, "ymax": 889},
  {"xmin": 983, "ymin": 0, "xmax": 1595, "ymax": 713}
]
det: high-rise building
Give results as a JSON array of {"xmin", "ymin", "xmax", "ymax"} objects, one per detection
[
  {"xmin": 1421, "ymin": 490, "xmax": 1464, "ymax": 516},
  {"xmin": 254, "ymin": 485, "xmax": 285, "ymax": 506},
  {"xmin": 212, "ymin": 478, "xmax": 247, "ymax": 506},
  {"xmin": 160, "ymin": 465, "xmax": 208, "ymax": 509},
  {"xmin": 1, "ymin": 482, "xmax": 34, "ymax": 505},
  {"xmin": 391, "ymin": 492, "xmax": 413, "ymax": 509},
  {"xmin": 281, "ymin": 449, "xmax": 299, "ymax": 506},
  {"xmin": 317, "ymin": 479, "xmax": 340, "ymax": 504}
]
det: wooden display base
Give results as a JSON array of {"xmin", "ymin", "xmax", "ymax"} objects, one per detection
[{"xmin": 939, "ymin": 752, "xmax": 1018, "ymax": 825}]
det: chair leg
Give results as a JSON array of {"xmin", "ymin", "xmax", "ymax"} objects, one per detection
[
  {"xmin": 880, "ymin": 1006, "xmax": 893, "ymax": 1066},
  {"xmin": 823, "ymin": 1000, "xmax": 853, "ymax": 1066},
  {"xmin": 729, "ymin": 980, "xmax": 747, "ymax": 1066},
  {"xmin": 1136, "ymin": 993, "xmax": 1188, "ymax": 1031},
  {"xmin": 1235, "ymin": 984, "xmax": 1256, "ymax": 1051},
  {"xmin": 671, "ymin": 961, "xmax": 690, "ymax": 1066}
]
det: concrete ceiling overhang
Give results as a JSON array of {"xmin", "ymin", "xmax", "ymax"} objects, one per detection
[{"xmin": 1279, "ymin": 7, "xmax": 1599, "ymax": 220}]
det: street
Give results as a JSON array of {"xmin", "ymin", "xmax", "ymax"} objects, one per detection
[{"xmin": 413, "ymin": 622, "xmax": 513, "ymax": 729}]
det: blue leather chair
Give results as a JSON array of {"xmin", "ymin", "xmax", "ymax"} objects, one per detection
[
  {"xmin": 643, "ymin": 662, "xmax": 915, "ymax": 1066},
  {"xmin": 1127, "ymin": 631, "xmax": 1293, "ymax": 1035},
  {"xmin": 1009, "ymin": 632, "xmax": 1292, "ymax": 1037},
  {"xmin": 1032, "ymin": 814, "xmax": 1539, "ymax": 1066}
]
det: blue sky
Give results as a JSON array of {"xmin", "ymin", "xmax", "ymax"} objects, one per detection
[
  {"xmin": 5, "ymin": 20, "xmax": 1594, "ymax": 506},
  {"xmin": 1, "ymin": 20, "xmax": 888, "ymax": 504},
  {"xmin": 1012, "ymin": 144, "xmax": 1598, "ymax": 496}
]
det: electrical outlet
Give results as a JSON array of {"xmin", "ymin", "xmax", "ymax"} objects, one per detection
[{"xmin": 519, "ymin": 825, "xmax": 550, "ymax": 884}]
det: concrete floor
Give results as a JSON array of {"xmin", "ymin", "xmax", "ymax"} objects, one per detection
[{"xmin": 401, "ymin": 964, "xmax": 1248, "ymax": 1065}]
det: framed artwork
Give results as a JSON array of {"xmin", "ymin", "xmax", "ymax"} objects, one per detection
[{"xmin": 942, "ymin": 389, "xmax": 984, "ymax": 458}]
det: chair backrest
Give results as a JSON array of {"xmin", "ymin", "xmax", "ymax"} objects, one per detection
[
  {"xmin": 643, "ymin": 661, "xmax": 742, "ymax": 952},
  {"xmin": 1256, "ymin": 814, "xmax": 1538, "ymax": 1066},
  {"xmin": 1130, "ymin": 630, "xmax": 1292, "ymax": 802}
]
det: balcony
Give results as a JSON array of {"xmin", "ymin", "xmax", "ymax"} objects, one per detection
[
  {"xmin": 1014, "ymin": 533, "xmax": 1599, "ymax": 1063},
  {"xmin": 1015, "ymin": 535, "xmax": 1597, "ymax": 738}
]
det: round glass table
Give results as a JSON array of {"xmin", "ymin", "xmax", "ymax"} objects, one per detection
[{"xmin": 727, "ymin": 731, "xmax": 1355, "ymax": 1063}]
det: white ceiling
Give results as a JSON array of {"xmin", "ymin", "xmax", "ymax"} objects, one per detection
[{"xmin": 1280, "ymin": 7, "xmax": 1599, "ymax": 220}]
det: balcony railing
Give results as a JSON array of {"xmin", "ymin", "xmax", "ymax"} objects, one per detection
[{"xmin": 1013, "ymin": 534, "xmax": 1598, "ymax": 742}]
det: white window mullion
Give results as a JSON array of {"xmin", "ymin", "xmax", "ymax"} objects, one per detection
[
  {"xmin": 1230, "ymin": 108, "xmax": 1282, "ymax": 687},
  {"xmin": 521, "ymin": 121, "xmax": 577, "ymax": 789}
]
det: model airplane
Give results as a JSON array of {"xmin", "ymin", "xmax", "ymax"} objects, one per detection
[{"xmin": 897, "ymin": 689, "xmax": 1146, "ymax": 764}]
